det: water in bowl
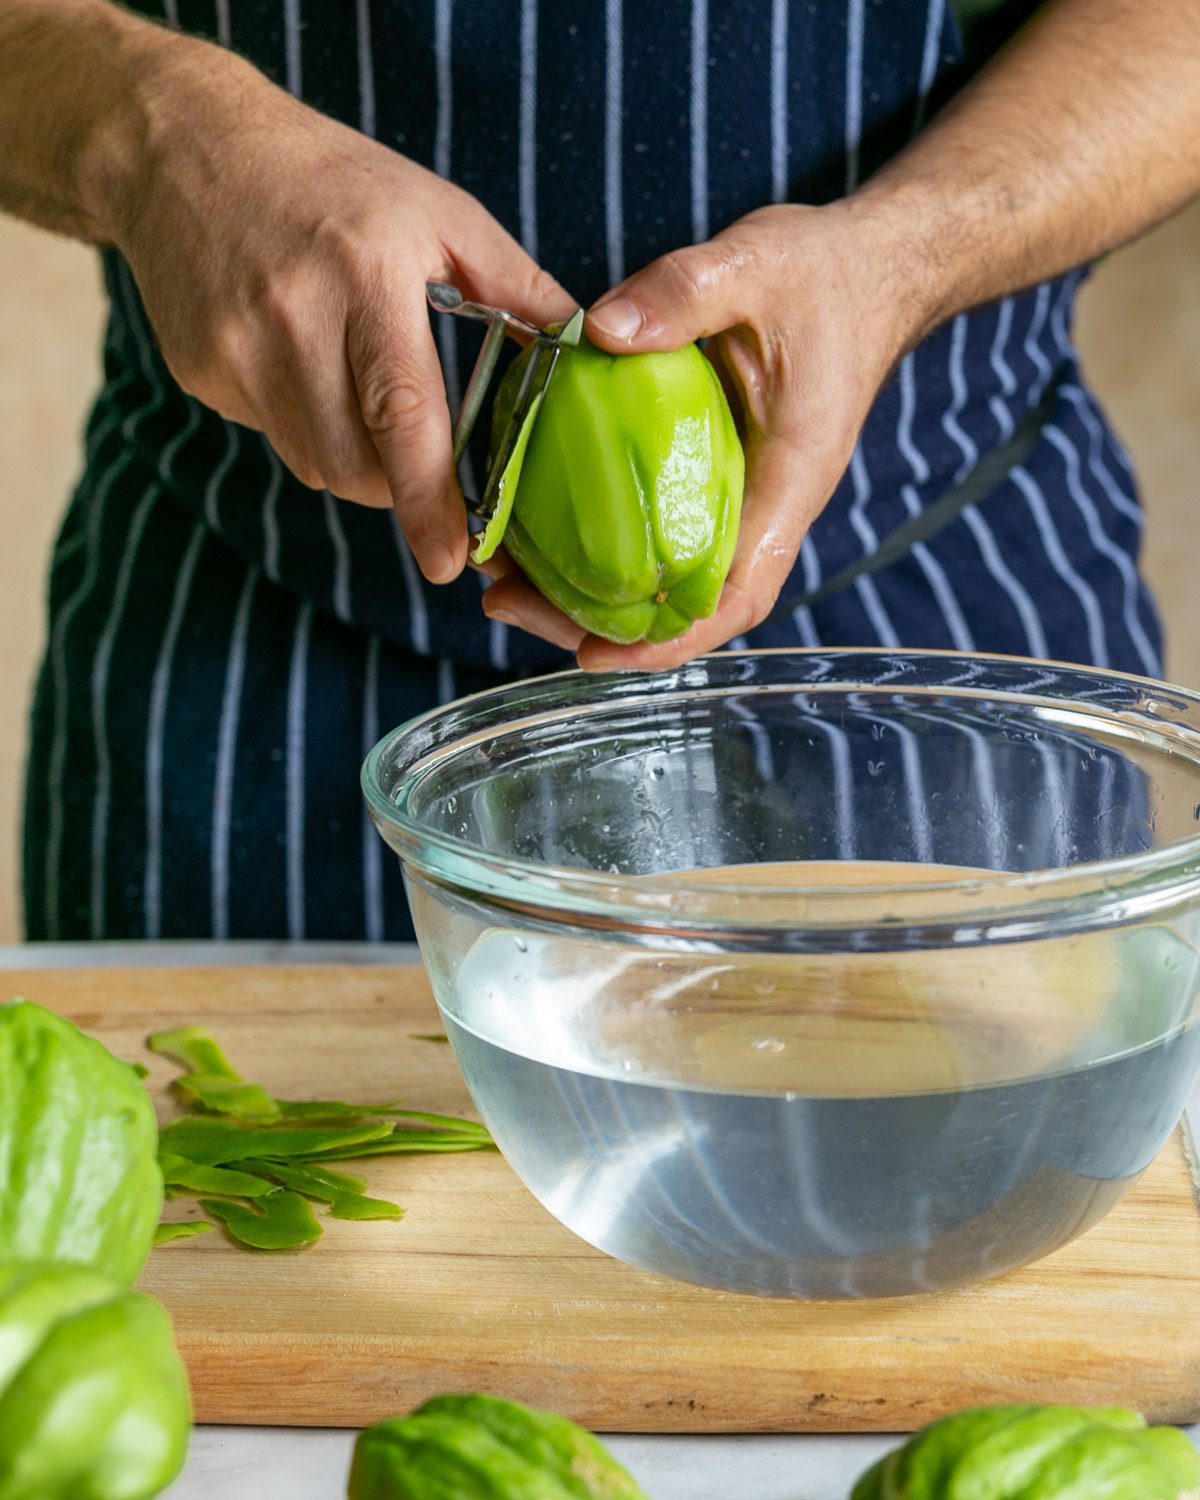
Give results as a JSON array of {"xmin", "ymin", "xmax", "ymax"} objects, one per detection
[{"xmin": 433, "ymin": 861, "xmax": 1200, "ymax": 1298}]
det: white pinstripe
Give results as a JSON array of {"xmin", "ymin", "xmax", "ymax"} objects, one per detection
[
  {"xmin": 988, "ymin": 297, "xmax": 1017, "ymax": 439},
  {"xmin": 162, "ymin": 0, "xmax": 178, "ymax": 26},
  {"xmin": 605, "ymin": 0, "xmax": 625, "ymax": 282},
  {"xmin": 938, "ymin": 308, "xmax": 1055, "ymax": 653},
  {"xmin": 284, "ymin": 0, "xmax": 302, "ymax": 96},
  {"xmin": 911, "ymin": 0, "xmax": 945, "ymax": 135},
  {"xmin": 960, "ymin": 506, "xmax": 1048, "ymax": 657},
  {"xmin": 770, "ymin": 0, "xmax": 788, "ymax": 202},
  {"xmin": 847, "ymin": 448, "xmax": 900, "ymax": 646},
  {"xmin": 158, "ymin": 394, "xmax": 201, "ymax": 486},
  {"xmin": 1011, "ymin": 464, "xmax": 1109, "ymax": 667},
  {"xmin": 52, "ymin": 530, "xmax": 88, "ymax": 570},
  {"xmin": 322, "ymin": 491, "xmax": 353, "ymax": 623},
  {"xmin": 210, "ymin": 566, "xmax": 259, "ymax": 940},
  {"xmin": 843, "ymin": 0, "xmax": 865, "ymax": 192},
  {"xmin": 204, "ymin": 423, "xmax": 241, "ymax": 531},
  {"xmin": 89, "ymin": 480, "xmax": 161, "ymax": 938},
  {"xmin": 691, "ymin": 0, "xmax": 709, "ymax": 243},
  {"xmin": 1023, "ymin": 283, "xmax": 1053, "ymax": 394},
  {"xmin": 391, "ymin": 515, "xmax": 431, "ymax": 655},
  {"xmin": 355, "ymin": 0, "xmax": 376, "ymax": 140},
  {"xmin": 145, "ymin": 524, "xmax": 207, "ymax": 939},
  {"xmin": 1044, "ymin": 424, "xmax": 1158, "ymax": 673},
  {"xmin": 796, "ymin": 705, "xmax": 856, "ymax": 858},
  {"xmin": 952, "ymin": 715, "xmax": 1006, "ymax": 869},
  {"xmin": 43, "ymin": 449, "xmax": 131, "ymax": 938},
  {"xmin": 437, "ymin": 657, "xmax": 457, "ymax": 705},
  {"xmin": 116, "ymin": 261, "xmax": 170, "ymax": 450},
  {"xmin": 907, "ymin": 705, "xmax": 1006, "ymax": 869},
  {"xmin": 785, "ymin": 536, "xmax": 821, "ymax": 645},
  {"xmin": 43, "ymin": 385, "xmax": 136, "ymax": 938},
  {"xmin": 519, "ymin": 0, "xmax": 538, "ymax": 258},
  {"xmin": 214, "ymin": 0, "xmax": 231, "ymax": 47},
  {"xmin": 860, "ymin": 709, "xmax": 934, "ymax": 863},
  {"xmin": 1059, "ymin": 382, "xmax": 1143, "ymax": 527},
  {"xmin": 434, "ymin": 0, "xmax": 453, "ymax": 179},
  {"xmin": 286, "ymin": 601, "xmax": 314, "ymax": 941},
  {"xmin": 728, "ymin": 698, "xmax": 776, "ymax": 785},
  {"xmin": 261, "ymin": 438, "xmax": 284, "ymax": 582},
  {"xmin": 895, "ymin": 355, "xmax": 929, "ymax": 486},
  {"xmin": 488, "ymin": 616, "xmax": 511, "ymax": 672},
  {"xmin": 941, "ymin": 314, "xmax": 976, "ymax": 481},
  {"xmin": 362, "ymin": 634, "xmax": 385, "ymax": 942},
  {"xmin": 897, "ymin": 353, "xmax": 974, "ymax": 650}
]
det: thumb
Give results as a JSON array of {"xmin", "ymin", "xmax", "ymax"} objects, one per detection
[
  {"xmin": 586, "ymin": 242, "xmax": 748, "ymax": 353},
  {"xmin": 448, "ymin": 199, "xmax": 576, "ymax": 331}
]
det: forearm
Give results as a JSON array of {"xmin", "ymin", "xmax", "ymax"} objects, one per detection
[
  {"xmin": 0, "ymin": 0, "xmax": 211, "ymax": 243},
  {"xmin": 853, "ymin": 0, "xmax": 1200, "ymax": 343}
]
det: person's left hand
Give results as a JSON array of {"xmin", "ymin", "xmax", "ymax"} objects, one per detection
[{"xmin": 479, "ymin": 199, "xmax": 934, "ymax": 670}]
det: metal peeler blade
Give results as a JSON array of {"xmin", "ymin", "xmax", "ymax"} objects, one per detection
[{"xmin": 427, "ymin": 280, "xmax": 584, "ymax": 521}]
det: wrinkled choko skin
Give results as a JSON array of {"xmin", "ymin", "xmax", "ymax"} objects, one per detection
[
  {"xmin": 0, "ymin": 999, "xmax": 162, "ymax": 1285},
  {"xmin": 0, "ymin": 1263, "xmax": 191, "ymax": 1500},
  {"xmin": 349, "ymin": 1392, "xmax": 648, "ymax": 1499},
  {"xmin": 851, "ymin": 1403, "xmax": 1200, "ymax": 1500},
  {"xmin": 484, "ymin": 333, "xmax": 744, "ymax": 645}
]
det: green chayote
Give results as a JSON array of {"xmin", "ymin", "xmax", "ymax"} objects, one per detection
[
  {"xmin": 349, "ymin": 1393, "xmax": 648, "ymax": 1500},
  {"xmin": 0, "ymin": 1000, "xmax": 162, "ymax": 1284},
  {"xmin": 0, "ymin": 1263, "xmax": 190, "ymax": 1500},
  {"xmin": 852, "ymin": 1402, "xmax": 1200, "ymax": 1500},
  {"xmin": 481, "ymin": 332, "xmax": 744, "ymax": 644}
]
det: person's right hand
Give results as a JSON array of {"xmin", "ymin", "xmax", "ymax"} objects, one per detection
[{"xmin": 99, "ymin": 29, "xmax": 573, "ymax": 583}]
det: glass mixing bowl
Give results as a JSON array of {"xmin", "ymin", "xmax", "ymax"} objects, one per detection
[{"xmin": 363, "ymin": 650, "xmax": 1200, "ymax": 1299}]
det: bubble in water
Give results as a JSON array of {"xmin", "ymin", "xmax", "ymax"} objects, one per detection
[
  {"xmin": 512, "ymin": 935, "xmax": 528, "ymax": 953},
  {"xmin": 651, "ymin": 765, "xmax": 665, "ymax": 779},
  {"xmin": 754, "ymin": 978, "xmax": 775, "ymax": 996},
  {"xmin": 752, "ymin": 1036, "xmax": 787, "ymax": 1053},
  {"xmin": 446, "ymin": 795, "xmax": 458, "ymax": 813}
]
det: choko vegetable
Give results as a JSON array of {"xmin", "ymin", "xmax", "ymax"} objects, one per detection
[
  {"xmin": 852, "ymin": 1402, "xmax": 1200, "ymax": 1500},
  {"xmin": 478, "ymin": 332, "xmax": 744, "ymax": 644},
  {"xmin": 349, "ymin": 1392, "xmax": 648, "ymax": 1499},
  {"xmin": 0, "ymin": 1262, "xmax": 190, "ymax": 1500},
  {"xmin": 0, "ymin": 999, "xmax": 162, "ymax": 1284}
]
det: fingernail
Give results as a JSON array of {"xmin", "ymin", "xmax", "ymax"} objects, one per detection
[
  {"xmin": 485, "ymin": 607, "xmax": 517, "ymax": 626},
  {"xmin": 589, "ymin": 297, "xmax": 643, "ymax": 343},
  {"xmin": 417, "ymin": 539, "xmax": 456, "ymax": 583}
]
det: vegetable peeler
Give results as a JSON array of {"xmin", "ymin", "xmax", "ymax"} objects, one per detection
[{"xmin": 426, "ymin": 280, "xmax": 584, "ymax": 521}]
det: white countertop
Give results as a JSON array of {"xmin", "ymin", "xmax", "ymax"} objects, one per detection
[{"xmin": 3, "ymin": 940, "xmax": 1198, "ymax": 1500}]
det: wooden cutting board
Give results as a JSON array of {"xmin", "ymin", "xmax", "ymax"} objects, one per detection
[{"xmin": 10, "ymin": 963, "xmax": 1200, "ymax": 1434}]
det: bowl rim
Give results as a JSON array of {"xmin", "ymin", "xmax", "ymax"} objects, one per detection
[{"xmin": 361, "ymin": 647, "xmax": 1200, "ymax": 937}]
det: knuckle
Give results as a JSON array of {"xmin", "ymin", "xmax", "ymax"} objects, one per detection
[
  {"xmin": 356, "ymin": 368, "xmax": 438, "ymax": 440},
  {"xmin": 659, "ymin": 249, "xmax": 712, "ymax": 312}
]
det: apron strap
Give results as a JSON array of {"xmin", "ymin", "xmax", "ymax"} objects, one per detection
[{"xmin": 764, "ymin": 367, "xmax": 1065, "ymax": 622}]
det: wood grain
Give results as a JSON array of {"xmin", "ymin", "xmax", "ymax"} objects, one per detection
[{"xmin": 8, "ymin": 963, "xmax": 1200, "ymax": 1433}]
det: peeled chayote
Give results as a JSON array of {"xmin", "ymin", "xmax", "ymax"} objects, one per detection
[
  {"xmin": 0, "ymin": 999, "xmax": 162, "ymax": 1284},
  {"xmin": 349, "ymin": 1392, "xmax": 648, "ymax": 1499},
  {"xmin": 852, "ymin": 1402, "xmax": 1200, "ymax": 1500},
  {"xmin": 0, "ymin": 1263, "xmax": 190, "ymax": 1500},
  {"xmin": 481, "ymin": 332, "xmax": 744, "ymax": 644}
]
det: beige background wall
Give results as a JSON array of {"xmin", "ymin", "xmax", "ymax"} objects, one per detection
[{"xmin": 1, "ymin": 205, "xmax": 1198, "ymax": 943}]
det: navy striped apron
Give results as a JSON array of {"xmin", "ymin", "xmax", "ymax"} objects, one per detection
[{"xmin": 23, "ymin": 0, "xmax": 1162, "ymax": 942}]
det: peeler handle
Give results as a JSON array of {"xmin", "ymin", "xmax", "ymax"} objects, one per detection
[{"xmin": 451, "ymin": 318, "xmax": 507, "ymax": 468}]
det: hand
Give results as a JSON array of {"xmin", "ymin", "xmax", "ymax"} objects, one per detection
[
  {"xmin": 482, "ymin": 200, "xmax": 930, "ymax": 666},
  {"xmin": 101, "ymin": 37, "xmax": 573, "ymax": 583}
]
